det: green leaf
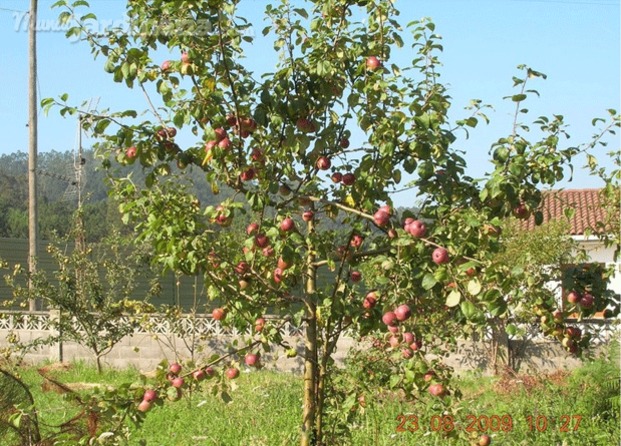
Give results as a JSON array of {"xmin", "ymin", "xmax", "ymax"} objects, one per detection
[
  {"xmin": 460, "ymin": 300, "xmax": 476, "ymax": 321},
  {"xmin": 445, "ymin": 289, "xmax": 461, "ymax": 307},
  {"xmin": 488, "ymin": 299, "xmax": 507, "ymax": 317},
  {"xmin": 421, "ymin": 273, "xmax": 437, "ymax": 290},
  {"xmin": 467, "ymin": 279, "xmax": 481, "ymax": 296},
  {"xmin": 389, "ymin": 374, "xmax": 401, "ymax": 389},
  {"xmin": 511, "ymin": 94, "xmax": 527, "ymax": 102}
]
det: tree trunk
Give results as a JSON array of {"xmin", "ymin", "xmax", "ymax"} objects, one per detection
[
  {"xmin": 301, "ymin": 303, "xmax": 318, "ymax": 446},
  {"xmin": 301, "ymin": 217, "xmax": 318, "ymax": 446}
]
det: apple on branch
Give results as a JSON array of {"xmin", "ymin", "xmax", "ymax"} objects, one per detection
[
  {"xmin": 212, "ymin": 307, "xmax": 226, "ymax": 321},
  {"xmin": 432, "ymin": 247, "xmax": 449, "ymax": 265},
  {"xmin": 316, "ymin": 156, "xmax": 331, "ymax": 170},
  {"xmin": 341, "ymin": 173, "xmax": 356, "ymax": 186},
  {"xmin": 394, "ymin": 304, "xmax": 411, "ymax": 322},
  {"xmin": 365, "ymin": 56, "xmax": 382, "ymax": 71},
  {"xmin": 280, "ymin": 217, "xmax": 296, "ymax": 232},
  {"xmin": 302, "ymin": 210, "xmax": 314, "ymax": 222},
  {"xmin": 427, "ymin": 383, "xmax": 446, "ymax": 397},
  {"xmin": 225, "ymin": 367, "xmax": 240, "ymax": 379},
  {"xmin": 363, "ymin": 292, "xmax": 377, "ymax": 309},
  {"xmin": 169, "ymin": 362, "xmax": 182, "ymax": 375}
]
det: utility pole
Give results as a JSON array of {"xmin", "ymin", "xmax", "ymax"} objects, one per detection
[{"xmin": 28, "ymin": 0, "xmax": 39, "ymax": 312}]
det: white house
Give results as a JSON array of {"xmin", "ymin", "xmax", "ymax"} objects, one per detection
[{"xmin": 520, "ymin": 188, "xmax": 620, "ymax": 320}]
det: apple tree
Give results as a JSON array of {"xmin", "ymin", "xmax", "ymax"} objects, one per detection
[{"xmin": 46, "ymin": 0, "xmax": 619, "ymax": 444}]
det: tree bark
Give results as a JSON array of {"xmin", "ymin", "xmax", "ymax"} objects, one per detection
[{"xmin": 300, "ymin": 217, "xmax": 318, "ymax": 446}]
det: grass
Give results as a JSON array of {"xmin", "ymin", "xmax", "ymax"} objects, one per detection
[{"xmin": 2, "ymin": 351, "xmax": 619, "ymax": 446}]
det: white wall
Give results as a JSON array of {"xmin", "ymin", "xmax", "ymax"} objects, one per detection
[{"xmin": 576, "ymin": 237, "xmax": 621, "ymax": 295}]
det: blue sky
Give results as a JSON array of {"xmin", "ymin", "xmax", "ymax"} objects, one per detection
[{"xmin": 0, "ymin": 0, "xmax": 619, "ymax": 205}]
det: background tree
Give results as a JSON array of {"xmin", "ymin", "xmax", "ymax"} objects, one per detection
[
  {"xmin": 2, "ymin": 217, "xmax": 161, "ymax": 373},
  {"xmin": 44, "ymin": 0, "xmax": 619, "ymax": 444}
]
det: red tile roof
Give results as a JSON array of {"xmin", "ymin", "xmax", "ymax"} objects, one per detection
[{"xmin": 519, "ymin": 189, "xmax": 614, "ymax": 236}]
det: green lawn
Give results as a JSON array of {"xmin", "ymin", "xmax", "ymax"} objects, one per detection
[{"xmin": 3, "ymin": 351, "xmax": 619, "ymax": 446}]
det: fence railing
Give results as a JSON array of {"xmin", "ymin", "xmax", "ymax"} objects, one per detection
[
  {"xmin": 0, "ymin": 311, "xmax": 306, "ymax": 338},
  {"xmin": 0, "ymin": 310, "xmax": 617, "ymax": 344}
]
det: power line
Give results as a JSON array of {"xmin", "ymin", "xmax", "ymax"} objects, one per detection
[{"xmin": 0, "ymin": 7, "xmax": 28, "ymax": 13}]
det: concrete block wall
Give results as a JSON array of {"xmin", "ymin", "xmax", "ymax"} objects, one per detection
[{"xmin": 0, "ymin": 313, "xmax": 616, "ymax": 374}]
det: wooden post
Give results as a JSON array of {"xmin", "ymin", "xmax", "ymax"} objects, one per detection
[{"xmin": 28, "ymin": 0, "xmax": 39, "ymax": 312}]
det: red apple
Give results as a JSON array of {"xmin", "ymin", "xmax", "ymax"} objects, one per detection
[
  {"xmin": 125, "ymin": 146, "xmax": 137, "ymax": 159},
  {"xmin": 350, "ymin": 234, "xmax": 364, "ymax": 248},
  {"xmin": 350, "ymin": 271, "xmax": 362, "ymax": 282},
  {"xmin": 218, "ymin": 137, "xmax": 231, "ymax": 150},
  {"xmin": 331, "ymin": 172, "xmax": 343, "ymax": 183},
  {"xmin": 407, "ymin": 220, "xmax": 427, "ymax": 238},
  {"xmin": 566, "ymin": 290, "xmax": 581, "ymax": 304},
  {"xmin": 366, "ymin": 55, "xmax": 381, "ymax": 71},
  {"xmin": 251, "ymin": 147, "xmax": 264, "ymax": 163},
  {"xmin": 143, "ymin": 389, "xmax": 157, "ymax": 402},
  {"xmin": 240, "ymin": 168, "xmax": 255, "ymax": 182},
  {"xmin": 225, "ymin": 367, "xmax": 239, "ymax": 379},
  {"xmin": 235, "ymin": 261, "xmax": 249, "ymax": 275},
  {"xmin": 432, "ymin": 247, "xmax": 449, "ymax": 265},
  {"xmin": 566, "ymin": 327, "xmax": 582, "ymax": 338},
  {"xmin": 254, "ymin": 233, "xmax": 269, "ymax": 248},
  {"xmin": 410, "ymin": 340, "xmax": 423, "ymax": 351},
  {"xmin": 402, "ymin": 348, "xmax": 413, "ymax": 359},
  {"xmin": 244, "ymin": 353, "xmax": 260, "ymax": 367},
  {"xmin": 255, "ymin": 317, "xmax": 266, "ymax": 332},
  {"xmin": 363, "ymin": 292, "xmax": 377, "ymax": 309},
  {"xmin": 169, "ymin": 362, "xmax": 182, "ymax": 375},
  {"xmin": 137, "ymin": 399, "xmax": 152, "ymax": 412},
  {"xmin": 387, "ymin": 325, "xmax": 399, "ymax": 334},
  {"xmin": 340, "ymin": 138, "xmax": 350, "ymax": 148},
  {"xmin": 373, "ymin": 209, "xmax": 390, "ymax": 227},
  {"xmin": 277, "ymin": 257, "xmax": 290, "ymax": 270},
  {"xmin": 204, "ymin": 366, "xmax": 215, "ymax": 378},
  {"xmin": 479, "ymin": 434, "xmax": 491, "ymax": 446},
  {"xmin": 296, "ymin": 117, "xmax": 316, "ymax": 133},
  {"xmin": 171, "ymin": 377, "xmax": 184, "ymax": 388},
  {"xmin": 423, "ymin": 370, "xmax": 435, "ymax": 382},
  {"xmin": 273, "ymin": 268, "xmax": 284, "ymax": 283},
  {"xmin": 161, "ymin": 60, "xmax": 171, "ymax": 71},
  {"xmin": 226, "ymin": 113, "xmax": 237, "ymax": 127},
  {"xmin": 428, "ymin": 383, "xmax": 445, "ymax": 397},
  {"xmin": 394, "ymin": 304, "xmax": 411, "ymax": 322},
  {"xmin": 316, "ymin": 156, "xmax": 331, "ymax": 170},
  {"xmin": 181, "ymin": 52, "xmax": 190, "ymax": 64},
  {"xmin": 214, "ymin": 127, "xmax": 227, "ymax": 141},
  {"xmin": 402, "ymin": 332, "xmax": 415, "ymax": 345},
  {"xmin": 212, "ymin": 307, "xmax": 226, "ymax": 321},
  {"xmin": 382, "ymin": 311, "xmax": 398, "ymax": 326},
  {"xmin": 262, "ymin": 246, "xmax": 274, "ymax": 257},
  {"xmin": 192, "ymin": 369, "xmax": 206, "ymax": 381},
  {"xmin": 239, "ymin": 117, "xmax": 257, "ymax": 134},
  {"xmin": 579, "ymin": 293, "xmax": 594, "ymax": 309},
  {"xmin": 342, "ymin": 173, "xmax": 356, "ymax": 186},
  {"xmin": 379, "ymin": 204, "xmax": 392, "ymax": 215},
  {"xmin": 280, "ymin": 217, "xmax": 295, "ymax": 232},
  {"xmin": 388, "ymin": 335, "xmax": 401, "ymax": 348},
  {"xmin": 513, "ymin": 202, "xmax": 530, "ymax": 219},
  {"xmin": 302, "ymin": 210, "xmax": 314, "ymax": 222},
  {"xmin": 246, "ymin": 222, "xmax": 259, "ymax": 235}
]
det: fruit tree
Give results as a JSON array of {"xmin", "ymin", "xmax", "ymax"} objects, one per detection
[{"xmin": 45, "ymin": 0, "xmax": 619, "ymax": 444}]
